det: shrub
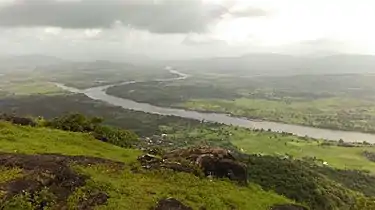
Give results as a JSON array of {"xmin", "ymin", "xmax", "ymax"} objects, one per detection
[{"xmin": 46, "ymin": 113, "xmax": 138, "ymax": 148}]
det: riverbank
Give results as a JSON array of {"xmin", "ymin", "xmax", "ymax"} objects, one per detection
[
  {"xmin": 105, "ymin": 70, "xmax": 375, "ymax": 135},
  {"xmin": 52, "ymin": 81, "xmax": 375, "ymax": 143}
]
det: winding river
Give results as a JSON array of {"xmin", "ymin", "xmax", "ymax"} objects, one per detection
[{"xmin": 55, "ymin": 69, "xmax": 375, "ymax": 143}]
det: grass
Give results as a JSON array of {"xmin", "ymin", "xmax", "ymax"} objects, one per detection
[
  {"xmin": 183, "ymin": 97, "xmax": 375, "ymax": 133},
  {"xmin": 0, "ymin": 121, "xmax": 295, "ymax": 209},
  {"xmin": 168, "ymin": 126, "xmax": 375, "ymax": 174},
  {"xmin": 0, "ymin": 168, "xmax": 23, "ymax": 200},
  {"xmin": 231, "ymin": 129, "xmax": 375, "ymax": 173},
  {"xmin": 0, "ymin": 81, "xmax": 63, "ymax": 96},
  {"xmin": 72, "ymin": 165, "xmax": 292, "ymax": 210},
  {"xmin": 0, "ymin": 121, "xmax": 140, "ymax": 163},
  {"xmin": 0, "ymin": 168, "xmax": 23, "ymax": 184}
]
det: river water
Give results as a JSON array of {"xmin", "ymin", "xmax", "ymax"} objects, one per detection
[{"xmin": 54, "ymin": 70, "xmax": 375, "ymax": 143}]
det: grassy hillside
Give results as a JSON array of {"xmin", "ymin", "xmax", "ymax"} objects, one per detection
[
  {"xmin": 1, "ymin": 98, "xmax": 375, "ymax": 209},
  {"xmin": 0, "ymin": 121, "xmax": 140, "ymax": 163},
  {"xmin": 166, "ymin": 125, "xmax": 375, "ymax": 174},
  {"xmin": 0, "ymin": 121, "xmax": 294, "ymax": 210}
]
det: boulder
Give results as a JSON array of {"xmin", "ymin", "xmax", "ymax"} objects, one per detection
[
  {"xmin": 138, "ymin": 147, "xmax": 247, "ymax": 184},
  {"xmin": 0, "ymin": 114, "xmax": 36, "ymax": 126},
  {"xmin": 200, "ymin": 157, "xmax": 247, "ymax": 183},
  {"xmin": 165, "ymin": 147, "xmax": 247, "ymax": 183}
]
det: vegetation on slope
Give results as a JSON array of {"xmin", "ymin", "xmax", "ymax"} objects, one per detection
[
  {"xmin": 2, "ymin": 93, "xmax": 375, "ymax": 209},
  {"xmin": 45, "ymin": 113, "xmax": 139, "ymax": 148},
  {"xmin": 0, "ymin": 94, "xmax": 203, "ymax": 137},
  {"xmin": 244, "ymin": 155, "xmax": 375, "ymax": 210},
  {"xmin": 0, "ymin": 121, "xmax": 294, "ymax": 210}
]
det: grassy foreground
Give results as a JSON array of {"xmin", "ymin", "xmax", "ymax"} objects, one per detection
[{"xmin": 0, "ymin": 121, "xmax": 293, "ymax": 209}]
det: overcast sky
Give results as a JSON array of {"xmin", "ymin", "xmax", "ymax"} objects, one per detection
[{"xmin": 0, "ymin": 0, "xmax": 374, "ymax": 60}]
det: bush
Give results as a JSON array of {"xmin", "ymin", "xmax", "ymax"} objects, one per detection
[
  {"xmin": 46, "ymin": 113, "xmax": 138, "ymax": 148},
  {"xmin": 46, "ymin": 113, "xmax": 102, "ymax": 132},
  {"xmin": 93, "ymin": 125, "xmax": 138, "ymax": 148}
]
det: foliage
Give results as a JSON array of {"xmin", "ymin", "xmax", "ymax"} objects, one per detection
[
  {"xmin": 45, "ymin": 113, "xmax": 103, "ymax": 132},
  {"xmin": 93, "ymin": 125, "xmax": 139, "ymax": 148},
  {"xmin": 0, "ymin": 167, "xmax": 23, "ymax": 184},
  {"xmin": 0, "ymin": 188, "xmax": 56, "ymax": 210},
  {"xmin": 0, "ymin": 94, "xmax": 203, "ymax": 137},
  {"xmin": 245, "ymin": 155, "xmax": 361, "ymax": 210},
  {"xmin": 46, "ymin": 113, "xmax": 139, "ymax": 148},
  {"xmin": 314, "ymin": 167, "xmax": 375, "ymax": 197}
]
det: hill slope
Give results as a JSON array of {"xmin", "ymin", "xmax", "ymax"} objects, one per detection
[{"xmin": 0, "ymin": 121, "xmax": 294, "ymax": 210}]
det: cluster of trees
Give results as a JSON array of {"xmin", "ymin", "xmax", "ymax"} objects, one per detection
[
  {"xmin": 314, "ymin": 166, "xmax": 375, "ymax": 197},
  {"xmin": 0, "ymin": 94, "xmax": 203, "ymax": 137},
  {"xmin": 243, "ymin": 155, "xmax": 375, "ymax": 210},
  {"xmin": 46, "ymin": 113, "xmax": 139, "ymax": 148}
]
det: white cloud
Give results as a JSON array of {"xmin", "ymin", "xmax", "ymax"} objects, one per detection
[
  {"xmin": 44, "ymin": 27, "xmax": 62, "ymax": 35},
  {"xmin": 84, "ymin": 29, "xmax": 102, "ymax": 38}
]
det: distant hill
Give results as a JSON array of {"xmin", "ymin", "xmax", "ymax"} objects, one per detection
[
  {"xmin": 2, "ymin": 53, "xmax": 375, "ymax": 76},
  {"xmin": 0, "ymin": 54, "xmax": 65, "ymax": 72},
  {"xmin": 168, "ymin": 53, "xmax": 375, "ymax": 76}
]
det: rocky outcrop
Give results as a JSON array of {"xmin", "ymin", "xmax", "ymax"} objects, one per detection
[
  {"xmin": 0, "ymin": 114, "xmax": 36, "ymax": 126},
  {"xmin": 138, "ymin": 147, "xmax": 247, "ymax": 184},
  {"xmin": 0, "ymin": 152, "xmax": 123, "ymax": 209},
  {"xmin": 153, "ymin": 198, "xmax": 192, "ymax": 210},
  {"xmin": 363, "ymin": 151, "xmax": 375, "ymax": 162}
]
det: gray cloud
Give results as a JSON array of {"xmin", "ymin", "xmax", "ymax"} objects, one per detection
[
  {"xmin": 0, "ymin": 0, "xmax": 229, "ymax": 33},
  {"xmin": 182, "ymin": 34, "xmax": 227, "ymax": 46},
  {"xmin": 230, "ymin": 7, "xmax": 267, "ymax": 18},
  {"xmin": 0, "ymin": 0, "xmax": 267, "ymax": 33}
]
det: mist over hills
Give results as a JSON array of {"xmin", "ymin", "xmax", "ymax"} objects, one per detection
[
  {"xmin": 168, "ymin": 53, "xmax": 375, "ymax": 76},
  {"xmin": 1, "ymin": 53, "xmax": 375, "ymax": 76}
]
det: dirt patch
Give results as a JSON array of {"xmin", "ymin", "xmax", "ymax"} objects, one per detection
[
  {"xmin": 138, "ymin": 147, "xmax": 247, "ymax": 184},
  {"xmin": 76, "ymin": 192, "xmax": 109, "ymax": 210},
  {"xmin": 363, "ymin": 151, "xmax": 375, "ymax": 162},
  {"xmin": 153, "ymin": 198, "xmax": 192, "ymax": 210},
  {"xmin": 0, "ymin": 152, "xmax": 123, "ymax": 209},
  {"xmin": 271, "ymin": 204, "xmax": 308, "ymax": 210},
  {"xmin": 0, "ymin": 114, "xmax": 36, "ymax": 126}
]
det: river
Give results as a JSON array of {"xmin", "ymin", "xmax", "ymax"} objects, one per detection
[{"xmin": 54, "ymin": 70, "xmax": 375, "ymax": 143}]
